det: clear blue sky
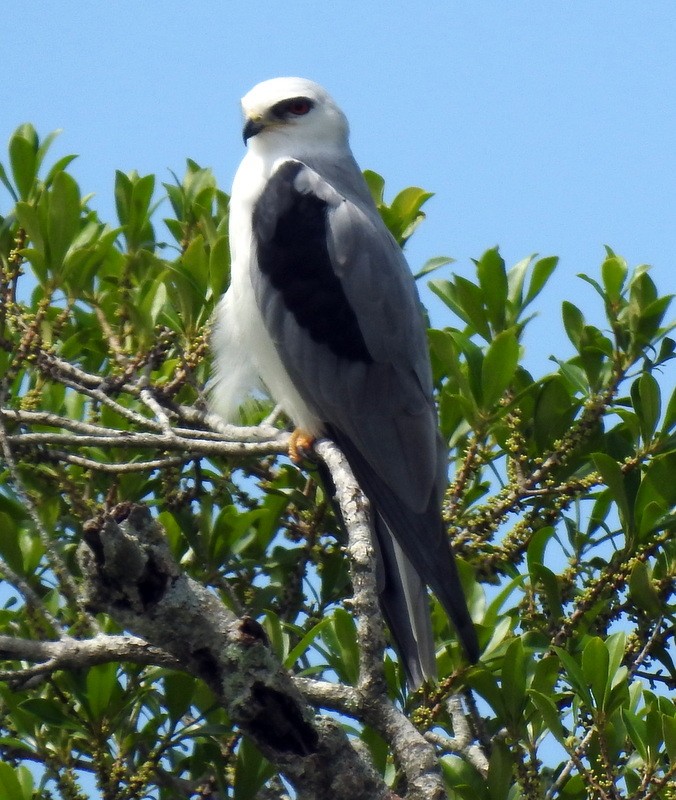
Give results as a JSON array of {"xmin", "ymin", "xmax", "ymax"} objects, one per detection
[{"xmin": 2, "ymin": 2, "xmax": 674, "ymax": 374}]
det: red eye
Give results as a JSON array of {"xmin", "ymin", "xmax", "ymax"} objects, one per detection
[{"xmin": 288, "ymin": 99, "xmax": 311, "ymax": 116}]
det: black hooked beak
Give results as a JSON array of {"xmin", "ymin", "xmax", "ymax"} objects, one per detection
[{"xmin": 243, "ymin": 117, "xmax": 265, "ymax": 143}]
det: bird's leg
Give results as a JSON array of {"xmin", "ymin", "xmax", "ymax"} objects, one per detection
[{"xmin": 288, "ymin": 428, "xmax": 316, "ymax": 464}]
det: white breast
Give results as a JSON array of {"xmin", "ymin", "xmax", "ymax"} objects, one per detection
[{"xmin": 211, "ymin": 151, "xmax": 322, "ymax": 434}]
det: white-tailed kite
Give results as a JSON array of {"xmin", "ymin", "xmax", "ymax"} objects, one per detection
[{"xmin": 212, "ymin": 77, "xmax": 479, "ymax": 685}]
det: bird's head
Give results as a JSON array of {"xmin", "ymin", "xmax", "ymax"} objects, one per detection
[{"xmin": 240, "ymin": 77, "xmax": 349, "ymax": 156}]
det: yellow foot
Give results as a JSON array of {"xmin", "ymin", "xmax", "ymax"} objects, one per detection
[{"xmin": 289, "ymin": 428, "xmax": 316, "ymax": 464}]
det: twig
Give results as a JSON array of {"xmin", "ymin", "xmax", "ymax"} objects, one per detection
[
  {"xmin": 544, "ymin": 727, "xmax": 597, "ymax": 800},
  {"xmin": 0, "ymin": 633, "xmax": 180, "ymax": 682},
  {"xmin": 0, "ymin": 413, "xmax": 96, "ymax": 631},
  {"xmin": 0, "ymin": 557, "xmax": 62, "ymax": 634},
  {"xmin": 44, "ymin": 450, "xmax": 187, "ymax": 473},
  {"xmin": 6, "ymin": 430, "xmax": 288, "ymax": 456}
]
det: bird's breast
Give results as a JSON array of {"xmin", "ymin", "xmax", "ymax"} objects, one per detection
[{"xmin": 225, "ymin": 154, "xmax": 323, "ymax": 434}]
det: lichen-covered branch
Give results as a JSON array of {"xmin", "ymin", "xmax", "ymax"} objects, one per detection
[{"xmin": 76, "ymin": 502, "xmax": 392, "ymax": 800}]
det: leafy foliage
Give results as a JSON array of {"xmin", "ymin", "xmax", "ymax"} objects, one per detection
[{"xmin": 0, "ymin": 124, "xmax": 675, "ymax": 799}]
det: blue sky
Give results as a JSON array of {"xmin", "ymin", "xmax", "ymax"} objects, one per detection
[{"xmin": 3, "ymin": 2, "xmax": 674, "ymax": 377}]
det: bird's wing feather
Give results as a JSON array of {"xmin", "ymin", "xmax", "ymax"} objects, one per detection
[
  {"xmin": 252, "ymin": 159, "xmax": 437, "ymax": 510},
  {"xmin": 251, "ymin": 159, "xmax": 479, "ymax": 670}
]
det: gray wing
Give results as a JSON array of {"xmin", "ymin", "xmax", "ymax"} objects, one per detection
[{"xmin": 251, "ymin": 159, "xmax": 479, "ymax": 679}]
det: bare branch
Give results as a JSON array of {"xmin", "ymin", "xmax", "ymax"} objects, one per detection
[
  {"xmin": 314, "ymin": 438, "xmax": 387, "ymax": 692},
  {"xmin": 6, "ymin": 430, "xmax": 287, "ymax": 455},
  {"xmin": 1, "ymin": 407, "xmax": 283, "ymax": 444},
  {"xmin": 294, "ymin": 677, "xmax": 361, "ymax": 716},
  {"xmin": 0, "ymin": 633, "xmax": 180, "ymax": 682},
  {"xmin": 44, "ymin": 450, "xmax": 187, "ymax": 473},
  {"xmin": 440, "ymin": 695, "xmax": 488, "ymax": 776}
]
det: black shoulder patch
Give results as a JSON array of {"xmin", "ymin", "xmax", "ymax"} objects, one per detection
[{"xmin": 252, "ymin": 162, "xmax": 373, "ymax": 363}]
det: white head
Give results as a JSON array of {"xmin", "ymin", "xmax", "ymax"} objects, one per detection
[{"xmin": 240, "ymin": 77, "xmax": 350, "ymax": 157}]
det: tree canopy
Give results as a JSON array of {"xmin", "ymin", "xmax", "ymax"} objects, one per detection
[{"xmin": 0, "ymin": 124, "xmax": 675, "ymax": 800}]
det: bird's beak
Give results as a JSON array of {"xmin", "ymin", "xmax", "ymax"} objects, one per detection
[{"xmin": 243, "ymin": 115, "xmax": 265, "ymax": 144}]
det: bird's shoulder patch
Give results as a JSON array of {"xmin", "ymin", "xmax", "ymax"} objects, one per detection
[{"xmin": 252, "ymin": 162, "xmax": 373, "ymax": 364}]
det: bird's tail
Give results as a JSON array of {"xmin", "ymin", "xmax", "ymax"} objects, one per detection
[
  {"xmin": 372, "ymin": 514, "xmax": 436, "ymax": 686},
  {"xmin": 327, "ymin": 427, "xmax": 480, "ymax": 676}
]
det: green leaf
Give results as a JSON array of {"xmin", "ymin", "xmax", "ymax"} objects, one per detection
[
  {"xmin": 624, "ymin": 709, "xmax": 649, "ymax": 762},
  {"xmin": 553, "ymin": 357, "xmax": 588, "ymax": 395},
  {"xmin": 605, "ymin": 631, "xmax": 626, "ymax": 680},
  {"xmin": 487, "ymin": 740, "xmax": 513, "ymax": 800},
  {"xmin": 163, "ymin": 673, "xmax": 197, "ymax": 724},
  {"xmin": 524, "ymin": 255, "xmax": 558, "ymax": 306},
  {"xmin": 526, "ymin": 525, "xmax": 556, "ymax": 572},
  {"xmin": 85, "ymin": 662, "xmax": 119, "ymax": 719},
  {"xmin": 592, "ymin": 452, "xmax": 632, "ymax": 530},
  {"xmin": 629, "ymin": 561, "xmax": 662, "ymax": 616},
  {"xmin": 262, "ymin": 610, "xmax": 287, "ymax": 661},
  {"xmin": 35, "ymin": 128, "xmax": 62, "ymax": 168},
  {"xmin": 506, "ymin": 255, "xmax": 533, "ymax": 309},
  {"xmin": 562, "ymin": 301, "xmax": 585, "ymax": 349},
  {"xmin": 0, "ymin": 762, "xmax": 29, "ymax": 800},
  {"xmin": 501, "ymin": 637, "xmax": 527, "ymax": 723},
  {"xmin": 14, "ymin": 201, "xmax": 44, "ymax": 253},
  {"xmin": 284, "ymin": 618, "xmax": 332, "ymax": 669},
  {"xmin": 638, "ymin": 452, "xmax": 676, "ymax": 511},
  {"xmin": 0, "ymin": 512, "xmax": 21, "ymax": 572},
  {"xmin": 362, "ymin": 169, "xmax": 385, "ymax": 204},
  {"xmin": 528, "ymin": 689, "xmax": 568, "ymax": 743},
  {"xmin": 19, "ymin": 697, "xmax": 72, "ymax": 727},
  {"xmin": 601, "ymin": 255, "xmax": 628, "ymax": 302},
  {"xmin": 533, "ymin": 376, "xmax": 575, "ymax": 449},
  {"xmin": 0, "ymin": 161, "xmax": 17, "ymax": 201},
  {"xmin": 529, "ymin": 563, "xmax": 563, "ymax": 619},
  {"xmin": 115, "ymin": 170, "xmax": 156, "ymax": 251},
  {"xmin": 323, "ymin": 608, "xmax": 359, "ymax": 684},
  {"xmin": 663, "ymin": 714, "xmax": 676, "ymax": 763},
  {"xmin": 234, "ymin": 737, "xmax": 274, "ymax": 800},
  {"xmin": 553, "ymin": 647, "xmax": 594, "ymax": 708},
  {"xmin": 209, "ymin": 234, "xmax": 230, "ymax": 298},
  {"xmin": 481, "ymin": 329, "xmax": 519, "ymax": 407},
  {"xmin": 415, "ymin": 255, "xmax": 454, "ymax": 280},
  {"xmin": 582, "ymin": 637, "xmax": 609, "ymax": 710},
  {"xmin": 388, "ymin": 185, "xmax": 433, "ymax": 243},
  {"xmin": 43, "ymin": 153, "xmax": 78, "ymax": 188},
  {"xmin": 9, "ymin": 124, "xmax": 38, "ymax": 200},
  {"xmin": 477, "ymin": 248, "xmax": 508, "ymax": 332},
  {"xmin": 441, "ymin": 755, "xmax": 490, "ymax": 800},
  {"xmin": 454, "ymin": 275, "xmax": 492, "ymax": 340},
  {"xmin": 48, "ymin": 170, "xmax": 81, "ymax": 270},
  {"xmin": 577, "ymin": 272, "xmax": 605, "ymax": 300},
  {"xmin": 630, "ymin": 372, "xmax": 661, "ymax": 442}
]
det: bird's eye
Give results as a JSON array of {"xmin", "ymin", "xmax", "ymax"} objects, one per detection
[
  {"xmin": 287, "ymin": 99, "xmax": 312, "ymax": 116},
  {"xmin": 270, "ymin": 97, "xmax": 315, "ymax": 120}
]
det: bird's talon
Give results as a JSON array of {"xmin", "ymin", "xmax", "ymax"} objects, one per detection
[{"xmin": 289, "ymin": 429, "xmax": 316, "ymax": 464}]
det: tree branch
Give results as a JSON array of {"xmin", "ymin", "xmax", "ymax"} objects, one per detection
[
  {"xmin": 0, "ymin": 633, "xmax": 180, "ymax": 683},
  {"xmin": 76, "ymin": 502, "xmax": 393, "ymax": 800},
  {"xmin": 315, "ymin": 439, "xmax": 448, "ymax": 800}
]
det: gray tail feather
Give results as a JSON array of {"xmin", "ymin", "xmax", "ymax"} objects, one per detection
[
  {"xmin": 326, "ymin": 427, "xmax": 480, "ymax": 670},
  {"xmin": 372, "ymin": 514, "xmax": 436, "ymax": 686}
]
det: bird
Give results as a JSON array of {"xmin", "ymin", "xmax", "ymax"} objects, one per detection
[{"xmin": 211, "ymin": 77, "xmax": 479, "ymax": 685}]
